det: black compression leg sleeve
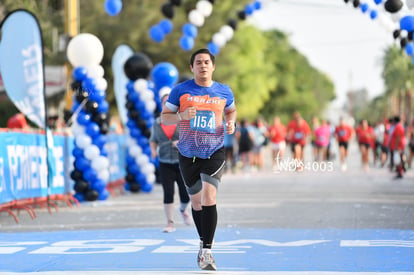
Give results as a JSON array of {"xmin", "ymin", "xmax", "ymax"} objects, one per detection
[
  {"xmin": 192, "ymin": 208, "xmax": 203, "ymax": 241},
  {"xmin": 202, "ymin": 205, "xmax": 217, "ymax": 249}
]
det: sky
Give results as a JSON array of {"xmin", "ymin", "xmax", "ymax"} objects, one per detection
[{"xmin": 250, "ymin": 0, "xmax": 400, "ymax": 108}]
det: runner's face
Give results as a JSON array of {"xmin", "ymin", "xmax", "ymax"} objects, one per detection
[{"xmin": 191, "ymin": 53, "xmax": 215, "ymax": 81}]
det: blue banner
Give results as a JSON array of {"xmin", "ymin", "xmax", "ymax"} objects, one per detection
[
  {"xmin": 111, "ymin": 44, "xmax": 133, "ymax": 127},
  {"xmin": 0, "ymin": 131, "xmax": 128, "ymax": 204},
  {"xmin": 0, "ymin": 10, "xmax": 46, "ymax": 128}
]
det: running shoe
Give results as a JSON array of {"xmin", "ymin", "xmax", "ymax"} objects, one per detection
[
  {"xmin": 199, "ymin": 249, "xmax": 216, "ymax": 271},
  {"xmin": 162, "ymin": 222, "xmax": 175, "ymax": 233},
  {"xmin": 197, "ymin": 240, "xmax": 203, "ymax": 268}
]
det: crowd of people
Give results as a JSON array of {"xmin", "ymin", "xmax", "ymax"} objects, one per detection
[{"xmin": 224, "ymin": 112, "xmax": 414, "ymax": 179}]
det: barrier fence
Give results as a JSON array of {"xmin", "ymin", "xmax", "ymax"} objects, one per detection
[{"xmin": 0, "ymin": 130, "xmax": 127, "ymax": 222}]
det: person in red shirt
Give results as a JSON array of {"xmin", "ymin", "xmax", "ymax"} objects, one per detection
[
  {"xmin": 356, "ymin": 119, "xmax": 375, "ymax": 172},
  {"xmin": 268, "ymin": 116, "xmax": 287, "ymax": 171},
  {"xmin": 389, "ymin": 116, "xmax": 407, "ymax": 178},
  {"xmin": 287, "ymin": 112, "xmax": 311, "ymax": 166},
  {"xmin": 334, "ymin": 117, "xmax": 354, "ymax": 171}
]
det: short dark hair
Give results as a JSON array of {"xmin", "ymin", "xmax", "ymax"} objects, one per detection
[{"xmin": 190, "ymin": 48, "xmax": 215, "ymax": 67}]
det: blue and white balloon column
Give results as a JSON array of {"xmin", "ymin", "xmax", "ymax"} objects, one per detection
[
  {"xmin": 66, "ymin": 33, "xmax": 111, "ymax": 202},
  {"xmin": 123, "ymin": 53, "xmax": 156, "ymax": 193}
]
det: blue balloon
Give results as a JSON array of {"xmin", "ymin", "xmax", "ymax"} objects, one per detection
[
  {"xmin": 74, "ymin": 157, "xmax": 90, "ymax": 172},
  {"xmin": 82, "ymin": 77, "xmax": 97, "ymax": 93},
  {"xmin": 91, "ymin": 179, "xmax": 106, "ymax": 193},
  {"xmin": 179, "ymin": 35, "xmax": 194, "ymax": 51},
  {"xmin": 77, "ymin": 111, "xmax": 91, "ymax": 126},
  {"xmin": 150, "ymin": 62, "xmax": 179, "ymax": 89},
  {"xmin": 182, "ymin": 23, "xmax": 198, "ymax": 38},
  {"xmin": 245, "ymin": 3, "xmax": 255, "ymax": 15},
  {"xmin": 149, "ymin": 25, "xmax": 165, "ymax": 43},
  {"xmin": 405, "ymin": 43, "xmax": 414, "ymax": 55},
  {"xmin": 370, "ymin": 10, "xmax": 378, "ymax": 20},
  {"xmin": 98, "ymin": 189, "xmax": 109, "ymax": 200},
  {"xmin": 89, "ymin": 89, "xmax": 105, "ymax": 103},
  {"xmin": 93, "ymin": 134, "xmax": 107, "ymax": 149},
  {"xmin": 254, "ymin": 1, "xmax": 262, "ymax": 10},
  {"xmin": 207, "ymin": 42, "xmax": 220, "ymax": 55},
  {"xmin": 373, "ymin": 0, "xmax": 382, "ymax": 4},
  {"xmin": 73, "ymin": 67, "xmax": 88, "ymax": 81},
  {"xmin": 159, "ymin": 19, "xmax": 173, "ymax": 34},
  {"xmin": 400, "ymin": 16, "xmax": 414, "ymax": 32},
  {"xmin": 129, "ymin": 163, "xmax": 140, "ymax": 175},
  {"xmin": 141, "ymin": 183, "xmax": 153, "ymax": 193},
  {"xmin": 72, "ymin": 147, "xmax": 84, "ymax": 158},
  {"xmin": 86, "ymin": 122, "xmax": 101, "ymax": 137},
  {"xmin": 130, "ymin": 127, "xmax": 142, "ymax": 139},
  {"xmin": 83, "ymin": 167, "xmax": 98, "ymax": 182},
  {"xmin": 127, "ymin": 81, "xmax": 135, "ymax": 93},
  {"xmin": 104, "ymin": 0, "xmax": 122, "ymax": 16},
  {"xmin": 73, "ymin": 192, "xmax": 85, "ymax": 202},
  {"xmin": 97, "ymin": 100, "xmax": 109, "ymax": 113},
  {"xmin": 360, "ymin": 3, "xmax": 369, "ymax": 13}
]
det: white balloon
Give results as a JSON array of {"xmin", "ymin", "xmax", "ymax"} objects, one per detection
[
  {"xmin": 159, "ymin": 86, "xmax": 171, "ymax": 99},
  {"xmin": 146, "ymin": 101, "xmax": 156, "ymax": 112},
  {"xmin": 408, "ymin": 0, "xmax": 414, "ymax": 9},
  {"xmin": 137, "ymin": 154, "xmax": 149, "ymax": 166},
  {"xmin": 84, "ymin": 145, "xmax": 100, "ymax": 160},
  {"xmin": 71, "ymin": 122, "xmax": 85, "ymax": 136},
  {"xmin": 134, "ymin": 79, "xmax": 148, "ymax": 91},
  {"xmin": 97, "ymin": 169, "xmax": 110, "ymax": 182},
  {"xmin": 95, "ymin": 77, "xmax": 108, "ymax": 91},
  {"xmin": 75, "ymin": 134, "xmax": 92, "ymax": 149},
  {"xmin": 188, "ymin": 9, "xmax": 205, "ymax": 27},
  {"xmin": 220, "ymin": 25, "xmax": 234, "ymax": 41},
  {"xmin": 212, "ymin": 32, "xmax": 227, "ymax": 48},
  {"xmin": 92, "ymin": 156, "xmax": 109, "ymax": 170},
  {"xmin": 86, "ymin": 65, "xmax": 105, "ymax": 78},
  {"xmin": 140, "ymin": 89, "xmax": 154, "ymax": 102},
  {"xmin": 142, "ymin": 163, "xmax": 155, "ymax": 174},
  {"xmin": 129, "ymin": 145, "xmax": 142, "ymax": 157},
  {"xmin": 146, "ymin": 173, "xmax": 156, "ymax": 184},
  {"xmin": 67, "ymin": 33, "xmax": 104, "ymax": 67},
  {"xmin": 126, "ymin": 137, "xmax": 137, "ymax": 147},
  {"xmin": 196, "ymin": 0, "xmax": 213, "ymax": 17}
]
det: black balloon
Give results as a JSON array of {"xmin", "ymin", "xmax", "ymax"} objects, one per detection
[
  {"xmin": 408, "ymin": 31, "xmax": 414, "ymax": 41},
  {"xmin": 86, "ymin": 100, "xmax": 99, "ymax": 114},
  {"xmin": 143, "ymin": 128, "xmax": 152, "ymax": 138},
  {"xmin": 85, "ymin": 189, "xmax": 99, "ymax": 201},
  {"xmin": 169, "ymin": 0, "xmax": 181, "ymax": 6},
  {"xmin": 237, "ymin": 10, "xmax": 246, "ymax": 20},
  {"xmin": 161, "ymin": 2, "xmax": 174, "ymax": 19},
  {"xmin": 74, "ymin": 180, "xmax": 89, "ymax": 193},
  {"xmin": 126, "ymin": 173, "xmax": 135, "ymax": 183},
  {"xmin": 124, "ymin": 53, "xmax": 153, "ymax": 80},
  {"xmin": 125, "ymin": 101, "xmax": 135, "ymax": 111},
  {"xmin": 393, "ymin": 29, "xmax": 401, "ymax": 39},
  {"xmin": 344, "ymin": 0, "xmax": 350, "ymax": 2},
  {"xmin": 208, "ymin": 0, "xmax": 216, "ymax": 3},
  {"xmin": 93, "ymin": 112, "xmax": 109, "ymax": 126},
  {"xmin": 70, "ymin": 169, "xmax": 84, "ymax": 181},
  {"xmin": 400, "ymin": 37, "xmax": 408, "ymax": 48},
  {"xmin": 129, "ymin": 110, "xmax": 140, "ymax": 120},
  {"xmin": 353, "ymin": 0, "xmax": 360, "ymax": 8},
  {"xmin": 129, "ymin": 183, "xmax": 141, "ymax": 193},
  {"xmin": 100, "ymin": 122, "xmax": 110, "ymax": 134},
  {"xmin": 384, "ymin": 0, "xmax": 403, "ymax": 13},
  {"xmin": 227, "ymin": 19, "xmax": 238, "ymax": 30}
]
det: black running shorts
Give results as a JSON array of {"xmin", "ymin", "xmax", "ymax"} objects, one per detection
[{"xmin": 179, "ymin": 147, "xmax": 225, "ymax": 195}]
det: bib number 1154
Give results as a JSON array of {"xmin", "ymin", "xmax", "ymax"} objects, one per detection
[{"xmin": 190, "ymin": 110, "xmax": 216, "ymax": 133}]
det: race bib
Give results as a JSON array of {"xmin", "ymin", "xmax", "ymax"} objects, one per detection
[
  {"xmin": 190, "ymin": 110, "xmax": 216, "ymax": 133},
  {"xmin": 294, "ymin": 132, "xmax": 303, "ymax": 139},
  {"xmin": 339, "ymin": 130, "xmax": 345, "ymax": 137}
]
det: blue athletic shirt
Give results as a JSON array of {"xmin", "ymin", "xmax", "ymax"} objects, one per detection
[{"xmin": 165, "ymin": 79, "xmax": 235, "ymax": 159}]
